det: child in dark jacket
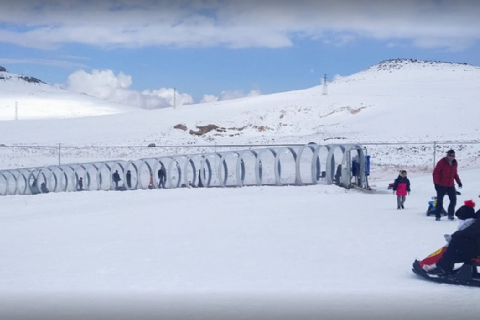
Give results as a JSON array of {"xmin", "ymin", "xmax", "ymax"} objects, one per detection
[{"xmin": 393, "ymin": 170, "xmax": 411, "ymax": 209}]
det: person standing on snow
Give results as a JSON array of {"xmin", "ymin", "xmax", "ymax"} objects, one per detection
[
  {"xmin": 77, "ymin": 177, "xmax": 83, "ymax": 191},
  {"xmin": 112, "ymin": 170, "xmax": 121, "ymax": 189},
  {"xmin": 433, "ymin": 149, "xmax": 462, "ymax": 221},
  {"xmin": 393, "ymin": 170, "xmax": 411, "ymax": 209},
  {"xmin": 126, "ymin": 170, "xmax": 132, "ymax": 189},
  {"xmin": 157, "ymin": 165, "xmax": 166, "ymax": 189}
]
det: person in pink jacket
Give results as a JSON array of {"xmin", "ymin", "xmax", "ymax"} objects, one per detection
[{"xmin": 393, "ymin": 170, "xmax": 411, "ymax": 209}]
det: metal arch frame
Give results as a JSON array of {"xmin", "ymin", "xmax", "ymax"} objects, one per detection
[
  {"xmin": 166, "ymin": 157, "xmax": 182, "ymax": 189},
  {"xmin": 0, "ymin": 143, "xmax": 367, "ymax": 195},
  {"xmin": 183, "ymin": 156, "xmax": 197, "ymax": 187},
  {"xmin": 326, "ymin": 144, "xmax": 346, "ymax": 185},
  {"xmin": 96, "ymin": 162, "xmax": 112, "ymax": 191},
  {"xmin": 345, "ymin": 144, "xmax": 367, "ymax": 188},
  {"xmin": 218, "ymin": 151, "xmax": 238, "ymax": 187},
  {"xmin": 9, "ymin": 169, "xmax": 28, "ymax": 195},
  {"xmin": 199, "ymin": 155, "xmax": 213, "ymax": 187},
  {"xmin": 196, "ymin": 153, "xmax": 215, "ymax": 187},
  {"xmin": 38, "ymin": 166, "xmax": 56, "ymax": 192},
  {"xmin": 273, "ymin": 147, "xmax": 298, "ymax": 186},
  {"xmin": 186, "ymin": 154, "xmax": 210, "ymax": 188},
  {"xmin": 137, "ymin": 158, "xmax": 155, "ymax": 189},
  {"xmin": 50, "ymin": 166, "xmax": 66, "ymax": 193},
  {"xmin": 236, "ymin": 150, "xmax": 258, "ymax": 187},
  {"xmin": 295, "ymin": 144, "xmax": 323, "ymax": 185},
  {"xmin": 124, "ymin": 160, "xmax": 140, "ymax": 190},
  {"xmin": 0, "ymin": 171, "xmax": 9, "ymax": 195},
  {"xmin": 109, "ymin": 161, "xmax": 127, "ymax": 190},
  {"xmin": 255, "ymin": 148, "xmax": 278, "ymax": 185}
]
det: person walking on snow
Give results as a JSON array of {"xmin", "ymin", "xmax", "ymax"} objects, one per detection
[
  {"xmin": 157, "ymin": 165, "xmax": 166, "ymax": 189},
  {"xmin": 433, "ymin": 149, "xmax": 462, "ymax": 221},
  {"xmin": 112, "ymin": 170, "xmax": 121, "ymax": 189},
  {"xmin": 393, "ymin": 170, "xmax": 411, "ymax": 209}
]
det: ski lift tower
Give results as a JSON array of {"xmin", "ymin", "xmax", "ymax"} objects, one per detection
[{"xmin": 321, "ymin": 74, "xmax": 328, "ymax": 96}]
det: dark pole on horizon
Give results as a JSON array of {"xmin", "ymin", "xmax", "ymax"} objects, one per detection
[{"xmin": 322, "ymin": 74, "xmax": 328, "ymax": 96}]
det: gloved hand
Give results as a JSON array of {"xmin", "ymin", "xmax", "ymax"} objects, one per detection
[{"xmin": 458, "ymin": 183, "xmax": 463, "ymax": 189}]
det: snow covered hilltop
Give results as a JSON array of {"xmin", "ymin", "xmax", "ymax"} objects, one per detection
[
  {"xmin": 0, "ymin": 67, "xmax": 140, "ymax": 120},
  {"xmin": 0, "ymin": 58, "xmax": 479, "ymax": 172}
]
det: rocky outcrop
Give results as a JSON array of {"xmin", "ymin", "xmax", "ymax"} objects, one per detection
[
  {"xmin": 373, "ymin": 58, "xmax": 470, "ymax": 71},
  {"xmin": 19, "ymin": 76, "xmax": 45, "ymax": 84},
  {"xmin": 174, "ymin": 124, "xmax": 188, "ymax": 131},
  {"xmin": 189, "ymin": 124, "xmax": 226, "ymax": 136},
  {"xmin": 0, "ymin": 66, "xmax": 6, "ymax": 72}
]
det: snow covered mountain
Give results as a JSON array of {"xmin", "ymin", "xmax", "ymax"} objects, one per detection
[
  {"xmin": 0, "ymin": 67, "xmax": 141, "ymax": 120},
  {"xmin": 1, "ymin": 59, "xmax": 479, "ymax": 172}
]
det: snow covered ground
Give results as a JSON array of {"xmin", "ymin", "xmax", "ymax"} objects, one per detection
[
  {"xmin": 1, "ymin": 166, "xmax": 480, "ymax": 319},
  {"xmin": 2, "ymin": 58, "xmax": 480, "ymax": 318}
]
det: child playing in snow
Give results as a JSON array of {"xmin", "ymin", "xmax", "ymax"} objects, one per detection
[
  {"xmin": 392, "ymin": 170, "xmax": 411, "ymax": 209},
  {"xmin": 422, "ymin": 200, "xmax": 477, "ymax": 272}
]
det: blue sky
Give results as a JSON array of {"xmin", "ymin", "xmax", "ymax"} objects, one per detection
[{"xmin": 1, "ymin": 0, "xmax": 480, "ymax": 108}]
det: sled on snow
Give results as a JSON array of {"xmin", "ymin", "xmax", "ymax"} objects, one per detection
[{"xmin": 412, "ymin": 247, "xmax": 480, "ymax": 287}]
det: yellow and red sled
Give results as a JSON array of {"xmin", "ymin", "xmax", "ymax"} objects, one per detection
[
  {"xmin": 412, "ymin": 248, "xmax": 480, "ymax": 287},
  {"xmin": 416, "ymin": 246, "xmax": 447, "ymax": 268}
]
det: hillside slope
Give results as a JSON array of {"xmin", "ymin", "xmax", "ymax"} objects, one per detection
[
  {"xmin": 1, "ymin": 59, "xmax": 479, "ymax": 171},
  {"xmin": 0, "ymin": 68, "xmax": 142, "ymax": 120}
]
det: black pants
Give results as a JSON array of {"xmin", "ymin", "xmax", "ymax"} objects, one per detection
[
  {"xmin": 435, "ymin": 185, "xmax": 457, "ymax": 218},
  {"xmin": 158, "ymin": 177, "xmax": 165, "ymax": 188},
  {"xmin": 437, "ymin": 237, "xmax": 478, "ymax": 273}
]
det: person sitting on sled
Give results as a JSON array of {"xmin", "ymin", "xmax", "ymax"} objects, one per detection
[
  {"xmin": 423, "ymin": 200, "xmax": 480, "ymax": 275},
  {"xmin": 443, "ymin": 200, "xmax": 477, "ymax": 244}
]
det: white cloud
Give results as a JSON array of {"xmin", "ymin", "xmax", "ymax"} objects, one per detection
[
  {"xmin": 0, "ymin": 0, "xmax": 479, "ymax": 51},
  {"xmin": 199, "ymin": 89, "xmax": 262, "ymax": 103},
  {"xmin": 200, "ymin": 94, "xmax": 219, "ymax": 104},
  {"xmin": 66, "ymin": 69, "xmax": 193, "ymax": 109},
  {"xmin": 142, "ymin": 88, "xmax": 194, "ymax": 107},
  {"xmin": 65, "ymin": 69, "xmax": 260, "ymax": 108}
]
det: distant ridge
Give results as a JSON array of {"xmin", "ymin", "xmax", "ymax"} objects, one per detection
[{"xmin": 367, "ymin": 58, "xmax": 476, "ymax": 72}]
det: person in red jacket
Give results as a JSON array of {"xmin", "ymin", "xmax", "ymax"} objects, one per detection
[{"xmin": 433, "ymin": 149, "xmax": 462, "ymax": 221}]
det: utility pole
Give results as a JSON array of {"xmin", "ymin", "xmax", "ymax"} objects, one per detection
[
  {"xmin": 321, "ymin": 74, "xmax": 328, "ymax": 96},
  {"xmin": 58, "ymin": 143, "xmax": 61, "ymax": 165}
]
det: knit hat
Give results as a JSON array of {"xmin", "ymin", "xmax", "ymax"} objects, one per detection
[
  {"xmin": 455, "ymin": 201, "xmax": 476, "ymax": 220},
  {"xmin": 447, "ymin": 149, "xmax": 455, "ymax": 155},
  {"xmin": 464, "ymin": 200, "xmax": 475, "ymax": 208}
]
